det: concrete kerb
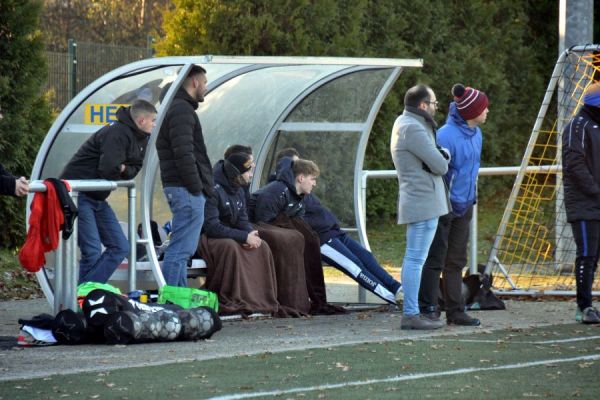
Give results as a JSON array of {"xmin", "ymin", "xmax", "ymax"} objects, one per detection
[{"xmin": 0, "ymin": 289, "xmax": 576, "ymax": 382}]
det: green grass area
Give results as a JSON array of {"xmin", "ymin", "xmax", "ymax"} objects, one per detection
[
  {"xmin": 367, "ymin": 197, "xmax": 505, "ymax": 272},
  {"xmin": 0, "ymin": 248, "xmax": 42, "ymax": 301},
  {"xmin": 0, "ymin": 324, "xmax": 598, "ymax": 400}
]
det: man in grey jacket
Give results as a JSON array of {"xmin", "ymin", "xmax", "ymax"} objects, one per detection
[{"xmin": 390, "ymin": 84, "xmax": 450, "ymax": 330}]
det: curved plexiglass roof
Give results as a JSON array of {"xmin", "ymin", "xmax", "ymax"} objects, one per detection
[{"xmin": 31, "ymin": 55, "xmax": 421, "ymax": 298}]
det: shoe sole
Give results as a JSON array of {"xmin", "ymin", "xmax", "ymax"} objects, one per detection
[
  {"xmin": 401, "ymin": 324, "xmax": 444, "ymax": 330},
  {"xmin": 447, "ymin": 321, "xmax": 481, "ymax": 326},
  {"xmin": 581, "ymin": 319, "xmax": 600, "ymax": 324}
]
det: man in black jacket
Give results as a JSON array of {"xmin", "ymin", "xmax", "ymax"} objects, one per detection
[
  {"xmin": 563, "ymin": 83, "xmax": 600, "ymax": 324},
  {"xmin": 271, "ymin": 149, "xmax": 402, "ymax": 305},
  {"xmin": 61, "ymin": 99, "xmax": 157, "ymax": 283},
  {"xmin": 157, "ymin": 65, "xmax": 214, "ymax": 287},
  {"xmin": 1, "ymin": 164, "xmax": 28, "ymax": 197},
  {"xmin": 1, "ymin": 106, "xmax": 29, "ymax": 197}
]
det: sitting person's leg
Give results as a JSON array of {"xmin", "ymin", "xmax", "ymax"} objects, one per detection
[
  {"xmin": 338, "ymin": 233, "xmax": 401, "ymax": 293},
  {"xmin": 289, "ymin": 218, "xmax": 328, "ymax": 308},
  {"xmin": 255, "ymin": 222, "xmax": 310, "ymax": 316},
  {"xmin": 321, "ymin": 234, "xmax": 400, "ymax": 304},
  {"xmin": 199, "ymin": 235, "xmax": 279, "ymax": 316}
]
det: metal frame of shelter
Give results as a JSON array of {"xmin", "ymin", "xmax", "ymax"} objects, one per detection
[{"xmin": 29, "ymin": 56, "xmax": 422, "ymax": 307}]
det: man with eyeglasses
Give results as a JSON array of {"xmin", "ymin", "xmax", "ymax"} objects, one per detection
[
  {"xmin": 419, "ymin": 83, "xmax": 489, "ymax": 327},
  {"xmin": 390, "ymin": 84, "xmax": 450, "ymax": 330}
]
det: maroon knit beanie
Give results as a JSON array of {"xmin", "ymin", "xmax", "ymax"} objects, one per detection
[{"xmin": 452, "ymin": 83, "xmax": 488, "ymax": 120}]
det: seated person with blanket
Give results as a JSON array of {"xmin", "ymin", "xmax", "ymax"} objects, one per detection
[
  {"xmin": 274, "ymin": 149, "xmax": 402, "ymax": 305},
  {"xmin": 249, "ymin": 158, "xmax": 345, "ymax": 315},
  {"xmin": 197, "ymin": 152, "xmax": 280, "ymax": 317}
]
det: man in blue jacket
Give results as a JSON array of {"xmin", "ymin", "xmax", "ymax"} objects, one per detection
[{"xmin": 419, "ymin": 83, "xmax": 488, "ymax": 326}]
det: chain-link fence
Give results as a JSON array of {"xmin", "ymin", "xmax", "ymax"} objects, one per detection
[{"xmin": 45, "ymin": 40, "xmax": 153, "ymax": 110}]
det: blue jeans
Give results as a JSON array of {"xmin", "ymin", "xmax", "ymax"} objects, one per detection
[
  {"xmin": 162, "ymin": 187, "xmax": 205, "ymax": 287},
  {"xmin": 402, "ymin": 217, "xmax": 438, "ymax": 316},
  {"xmin": 321, "ymin": 233, "xmax": 401, "ymax": 304},
  {"xmin": 78, "ymin": 193, "xmax": 129, "ymax": 284}
]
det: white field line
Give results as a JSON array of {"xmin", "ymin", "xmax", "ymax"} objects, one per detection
[
  {"xmin": 413, "ymin": 335, "xmax": 600, "ymax": 345},
  {"xmin": 208, "ymin": 354, "xmax": 600, "ymax": 400}
]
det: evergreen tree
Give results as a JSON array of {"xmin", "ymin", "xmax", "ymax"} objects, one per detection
[
  {"xmin": 0, "ymin": 0, "xmax": 53, "ymax": 248},
  {"xmin": 156, "ymin": 0, "xmax": 556, "ymax": 220}
]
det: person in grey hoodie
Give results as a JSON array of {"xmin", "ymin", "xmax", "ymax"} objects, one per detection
[
  {"xmin": 419, "ymin": 84, "xmax": 488, "ymax": 327},
  {"xmin": 390, "ymin": 84, "xmax": 450, "ymax": 330}
]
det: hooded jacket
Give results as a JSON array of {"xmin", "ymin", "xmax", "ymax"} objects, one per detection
[
  {"xmin": 562, "ymin": 105, "xmax": 600, "ymax": 222},
  {"xmin": 437, "ymin": 102, "xmax": 482, "ymax": 216},
  {"xmin": 156, "ymin": 88, "xmax": 214, "ymax": 197},
  {"xmin": 248, "ymin": 157, "xmax": 305, "ymax": 223},
  {"xmin": 203, "ymin": 160, "xmax": 254, "ymax": 243},
  {"xmin": 60, "ymin": 107, "xmax": 149, "ymax": 200},
  {"xmin": 303, "ymin": 194, "xmax": 345, "ymax": 245}
]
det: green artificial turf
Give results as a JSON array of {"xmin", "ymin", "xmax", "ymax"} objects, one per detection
[{"xmin": 1, "ymin": 324, "xmax": 598, "ymax": 400}]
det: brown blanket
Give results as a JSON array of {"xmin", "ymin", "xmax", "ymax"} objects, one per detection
[
  {"xmin": 199, "ymin": 235, "xmax": 279, "ymax": 316},
  {"xmin": 254, "ymin": 221, "xmax": 311, "ymax": 316}
]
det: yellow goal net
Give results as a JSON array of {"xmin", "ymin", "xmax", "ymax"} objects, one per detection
[{"xmin": 486, "ymin": 45, "xmax": 600, "ymax": 293}]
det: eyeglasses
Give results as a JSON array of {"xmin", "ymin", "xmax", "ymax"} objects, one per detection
[{"xmin": 425, "ymin": 100, "xmax": 439, "ymax": 107}]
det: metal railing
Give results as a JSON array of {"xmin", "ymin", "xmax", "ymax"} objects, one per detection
[
  {"xmin": 28, "ymin": 179, "xmax": 137, "ymax": 313},
  {"xmin": 360, "ymin": 165, "xmax": 561, "ymax": 294}
]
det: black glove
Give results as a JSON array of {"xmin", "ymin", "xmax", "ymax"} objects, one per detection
[{"xmin": 437, "ymin": 145, "xmax": 451, "ymax": 161}]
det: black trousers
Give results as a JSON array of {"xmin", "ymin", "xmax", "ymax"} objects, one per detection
[
  {"xmin": 570, "ymin": 220, "xmax": 600, "ymax": 311},
  {"xmin": 419, "ymin": 206, "xmax": 473, "ymax": 315}
]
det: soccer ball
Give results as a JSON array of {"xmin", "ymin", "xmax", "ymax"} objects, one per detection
[
  {"xmin": 191, "ymin": 307, "xmax": 220, "ymax": 340},
  {"xmin": 137, "ymin": 311, "xmax": 159, "ymax": 340},
  {"xmin": 156, "ymin": 310, "xmax": 181, "ymax": 341},
  {"xmin": 177, "ymin": 310, "xmax": 201, "ymax": 340}
]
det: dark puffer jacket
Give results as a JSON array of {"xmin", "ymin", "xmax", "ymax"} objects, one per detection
[
  {"xmin": 60, "ymin": 107, "xmax": 149, "ymax": 200},
  {"xmin": 562, "ymin": 105, "xmax": 600, "ymax": 222},
  {"xmin": 0, "ymin": 163, "xmax": 16, "ymax": 196},
  {"xmin": 156, "ymin": 88, "xmax": 214, "ymax": 197},
  {"xmin": 303, "ymin": 194, "xmax": 345, "ymax": 245},
  {"xmin": 203, "ymin": 160, "xmax": 254, "ymax": 243},
  {"xmin": 248, "ymin": 157, "xmax": 304, "ymax": 223}
]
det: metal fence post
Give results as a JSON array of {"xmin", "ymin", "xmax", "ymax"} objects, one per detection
[
  {"xmin": 67, "ymin": 39, "xmax": 77, "ymax": 100},
  {"xmin": 146, "ymin": 35, "xmax": 154, "ymax": 58},
  {"xmin": 128, "ymin": 185, "xmax": 137, "ymax": 292},
  {"xmin": 53, "ymin": 238, "xmax": 64, "ymax": 313},
  {"xmin": 65, "ymin": 192, "xmax": 79, "ymax": 312}
]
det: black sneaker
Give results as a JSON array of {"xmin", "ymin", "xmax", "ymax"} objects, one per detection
[
  {"xmin": 420, "ymin": 305, "xmax": 441, "ymax": 321},
  {"xmin": 582, "ymin": 307, "xmax": 600, "ymax": 324},
  {"xmin": 447, "ymin": 312, "xmax": 481, "ymax": 326}
]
